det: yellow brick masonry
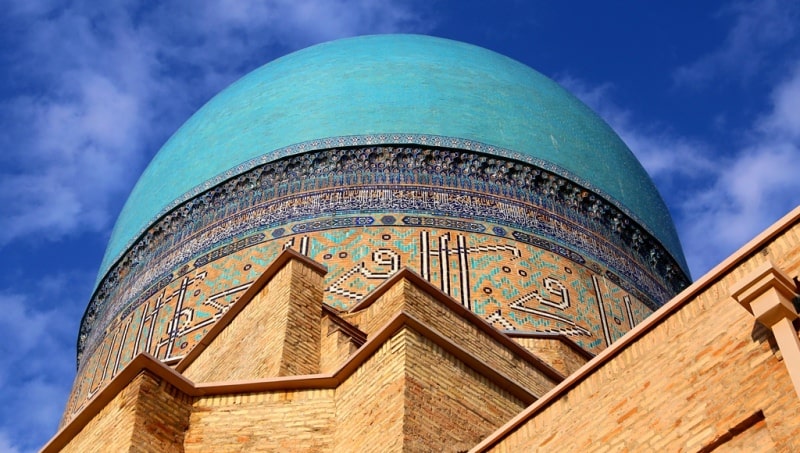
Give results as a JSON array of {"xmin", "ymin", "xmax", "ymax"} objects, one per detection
[
  {"xmin": 511, "ymin": 336, "xmax": 590, "ymax": 377},
  {"xmin": 58, "ymin": 374, "xmax": 143, "ymax": 453},
  {"xmin": 128, "ymin": 373, "xmax": 192, "ymax": 452},
  {"xmin": 344, "ymin": 275, "xmax": 561, "ymax": 398},
  {"xmin": 403, "ymin": 328, "xmax": 525, "ymax": 452},
  {"xmin": 280, "ymin": 260, "xmax": 325, "ymax": 375},
  {"xmin": 333, "ymin": 330, "xmax": 406, "ymax": 451},
  {"xmin": 720, "ymin": 418, "xmax": 780, "ymax": 453},
  {"xmin": 60, "ymin": 371, "xmax": 191, "ymax": 453},
  {"xmin": 186, "ymin": 323, "xmax": 525, "ymax": 451},
  {"xmin": 187, "ymin": 324, "xmax": 525, "ymax": 452},
  {"xmin": 484, "ymin": 213, "xmax": 800, "ymax": 451},
  {"xmin": 186, "ymin": 389, "xmax": 336, "ymax": 452},
  {"xmin": 47, "ymin": 249, "xmax": 553, "ymax": 452},
  {"xmin": 319, "ymin": 316, "xmax": 361, "ymax": 374},
  {"xmin": 183, "ymin": 257, "xmax": 323, "ymax": 382}
]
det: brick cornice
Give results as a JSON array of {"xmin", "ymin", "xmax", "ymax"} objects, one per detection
[
  {"xmin": 504, "ymin": 331, "xmax": 596, "ymax": 361},
  {"xmin": 730, "ymin": 260, "xmax": 799, "ymax": 327},
  {"xmin": 41, "ymin": 353, "xmax": 192, "ymax": 453},
  {"xmin": 471, "ymin": 206, "xmax": 800, "ymax": 452},
  {"xmin": 322, "ymin": 304, "xmax": 367, "ymax": 346},
  {"xmin": 191, "ymin": 311, "xmax": 540, "ymax": 403},
  {"xmin": 731, "ymin": 260, "xmax": 800, "ymax": 400}
]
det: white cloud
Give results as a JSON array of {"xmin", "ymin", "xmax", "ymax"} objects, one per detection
[
  {"xmin": 0, "ymin": 431, "xmax": 22, "ymax": 453},
  {"xmin": 759, "ymin": 62, "xmax": 800, "ymax": 138},
  {"xmin": 674, "ymin": 0, "xmax": 799, "ymax": 87},
  {"xmin": 561, "ymin": 62, "xmax": 800, "ymax": 278},
  {"xmin": 0, "ymin": 290, "xmax": 81, "ymax": 453},
  {"xmin": 1, "ymin": 0, "xmax": 432, "ymax": 248},
  {"xmin": 681, "ymin": 64, "xmax": 800, "ymax": 272},
  {"xmin": 0, "ymin": 71, "xmax": 146, "ymax": 244},
  {"xmin": 0, "ymin": 6, "xmax": 159, "ymax": 246}
]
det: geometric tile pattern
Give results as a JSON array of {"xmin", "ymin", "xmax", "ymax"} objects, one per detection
[
  {"xmin": 69, "ymin": 146, "xmax": 686, "ymax": 418},
  {"xmin": 81, "ymin": 146, "xmax": 689, "ymax": 366}
]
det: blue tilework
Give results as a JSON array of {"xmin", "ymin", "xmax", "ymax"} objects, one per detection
[{"xmin": 99, "ymin": 35, "xmax": 685, "ymax": 286}]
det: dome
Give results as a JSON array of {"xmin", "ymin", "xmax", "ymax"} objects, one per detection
[
  {"xmin": 68, "ymin": 34, "xmax": 691, "ymax": 419},
  {"xmin": 100, "ymin": 34, "xmax": 687, "ymax": 284}
]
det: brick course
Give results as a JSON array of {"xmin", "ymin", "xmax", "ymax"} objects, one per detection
[
  {"xmin": 183, "ymin": 258, "xmax": 323, "ymax": 382},
  {"xmin": 334, "ymin": 331, "xmax": 407, "ymax": 451},
  {"xmin": 511, "ymin": 336, "xmax": 591, "ymax": 377},
  {"xmin": 319, "ymin": 316, "xmax": 361, "ymax": 374},
  {"xmin": 403, "ymin": 328, "xmax": 525, "ymax": 452},
  {"xmin": 345, "ymin": 274, "xmax": 561, "ymax": 397},
  {"xmin": 129, "ymin": 373, "xmax": 192, "ymax": 452},
  {"xmin": 186, "ymin": 389, "xmax": 335, "ymax": 452},
  {"xmin": 483, "ymin": 218, "xmax": 800, "ymax": 452},
  {"xmin": 59, "ymin": 371, "xmax": 191, "ymax": 452}
]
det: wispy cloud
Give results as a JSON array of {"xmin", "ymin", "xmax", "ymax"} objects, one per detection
[
  {"xmin": 0, "ymin": 0, "xmax": 432, "ymax": 249},
  {"xmin": 668, "ymin": 0, "xmax": 800, "ymax": 274},
  {"xmin": 0, "ymin": 431, "xmax": 21, "ymax": 453},
  {"xmin": 673, "ymin": 0, "xmax": 800, "ymax": 87},
  {"xmin": 561, "ymin": 60, "xmax": 800, "ymax": 278},
  {"xmin": 758, "ymin": 60, "xmax": 800, "ymax": 138},
  {"xmin": 681, "ymin": 62, "xmax": 800, "ymax": 271},
  {"xmin": 0, "ymin": 288, "xmax": 84, "ymax": 453}
]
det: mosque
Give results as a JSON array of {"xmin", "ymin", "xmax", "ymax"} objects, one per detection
[{"xmin": 43, "ymin": 35, "xmax": 800, "ymax": 451}]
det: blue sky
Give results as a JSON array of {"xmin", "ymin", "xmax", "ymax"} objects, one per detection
[{"xmin": 1, "ymin": 1, "xmax": 799, "ymax": 451}]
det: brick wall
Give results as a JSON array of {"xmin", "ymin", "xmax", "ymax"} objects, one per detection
[
  {"xmin": 334, "ymin": 329, "xmax": 407, "ymax": 451},
  {"xmin": 185, "ymin": 389, "xmax": 335, "ymax": 452},
  {"xmin": 488, "ymin": 222, "xmax": 800, "ymax": 451},
  {"xmin": 59, "ymin": 375, "xmax": 143, "ymax": 452},
  {"xmin": 280, "ymin": 260, "xmax": 325, "ymax": 375},
  {"xmin": 319, "ymin": 316, "xmax": 360, "ymax": 374},
  {"xmin": 182, "ymin": 320, "xmax": 532, "ymax": 452},
  {"xmin": 512, "ymin": 337, "xmax": 589, "ymax": 377},
  {"xmin": 346, "ymin": 277, "xmax": 559, "ymax": 397},
  {"xmin": 129, "ymin": 373, "xmax": 192, "ymax": 452},
  {"xmin": 60, "ymin": 371, "xmax": 191, "ymax": 452},
  {"xmin": 403, "ymin": 328, "xmax": 526, "ymax": 452}
]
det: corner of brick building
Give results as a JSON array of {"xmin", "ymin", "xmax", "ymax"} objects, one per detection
[
  {"xmin": 475, "ymin": 208, "xmax": 800, "ymax": 452},
  {"xmin": 180, "ymin": 252, "xmax": 326, "ymax": 382},
  {"xmin": 55, "ymin": 370, "xmax": 192, "ymax": 453},
  {"xmin": 45, "ymin": 249, "xmax": 565, "ymax": 452}
]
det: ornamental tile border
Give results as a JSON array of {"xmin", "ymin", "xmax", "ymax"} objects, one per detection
[{"xmin": 105, "ymin": 134, "xmax": 682, "ymax": 280}]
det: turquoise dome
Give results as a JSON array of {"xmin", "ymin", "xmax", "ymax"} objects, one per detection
[{"xmin": 99, "ymin": 34, "xmax": 687, "ymax": 285}]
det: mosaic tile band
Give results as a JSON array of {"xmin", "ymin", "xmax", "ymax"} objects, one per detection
[
  {"xmin": 79, "ymin": 145, "xmax": 690, "ymax": 363},
  {"xmin": 101, "ymin": 133, "xmax": 688, "ymax": 281}
]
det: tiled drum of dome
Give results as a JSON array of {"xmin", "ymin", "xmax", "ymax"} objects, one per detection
[
  {"xmin": 66, "ymin": 224, "xmax": 655, "ymax": 419},
  {"xmin": 82, "ymin": 146, "xmax": 686, "ymax": 348}
]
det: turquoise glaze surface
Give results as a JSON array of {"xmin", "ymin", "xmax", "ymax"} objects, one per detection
[{"xmin": 99, "ymin": 34, "xmax": 687, "ymax": 285}]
